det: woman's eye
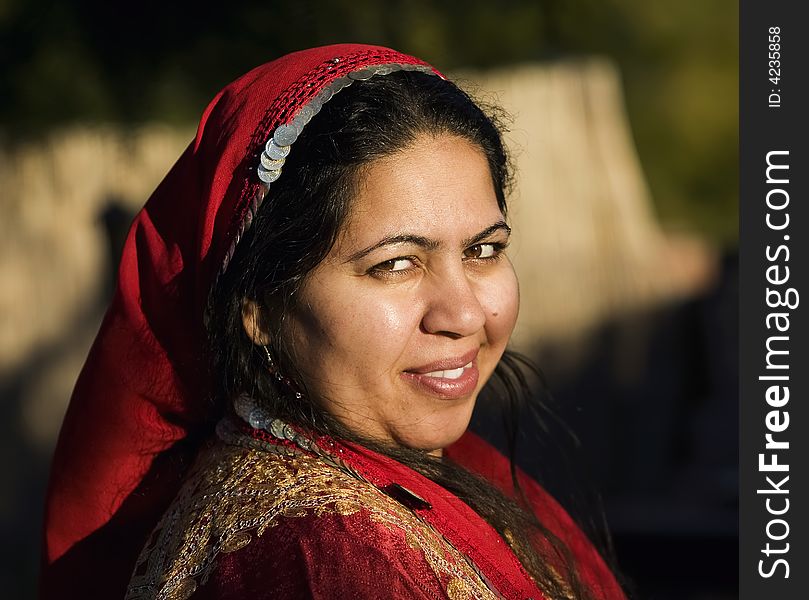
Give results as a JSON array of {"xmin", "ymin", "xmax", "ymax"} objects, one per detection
[
  {"xmin": 373, "ymin": 257, "xmax": 415, "ymax": 273},
  {"xmin": 465, "ymin": 243, "xmax": 500, "ymax": 259}
]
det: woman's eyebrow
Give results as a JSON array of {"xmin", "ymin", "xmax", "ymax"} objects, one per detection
[
  {"xmin": 461, "ymin": 220, "xmax": 511, "ymax": 248},
  {"xmin": 346, "ymin": 234, "xmax": 439, "ymax": 263},
  {"xmin": 346, "ymin": 220, "xmax": 511, "ymax": 263}
]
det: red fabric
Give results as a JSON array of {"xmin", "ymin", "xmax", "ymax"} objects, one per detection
[
  {"xmin": 40, "ymin": 44, "xmax": 439, "ymax": 599},
  {"xmin": 186, "ymin": 429, "xmax": 625, "ymax": 599},
  {"xmin": 197, "ymin": 511, "xmax": 450, "ymax": 599},
  {"xmin": 244, "ymin": 426, "xmax": 543, "ymax": 598}
]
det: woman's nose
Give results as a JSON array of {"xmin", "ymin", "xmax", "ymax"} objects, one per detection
[{"xmin": 420, "ymin": 270, "xmax": 487, "ymax": 338}]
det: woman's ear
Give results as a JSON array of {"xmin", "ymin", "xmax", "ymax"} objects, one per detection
[{"xmin": 241, "ymin": 299, "xmax": 271, "ymax": 346}]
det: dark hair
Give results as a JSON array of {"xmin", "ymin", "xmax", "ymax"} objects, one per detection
[{"xmin": 208, "ymin": 71, "xmax": 598, "ymax": 599}]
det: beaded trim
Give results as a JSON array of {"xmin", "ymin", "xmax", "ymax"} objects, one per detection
[
  {"xmin": 256, "ymin": 62, "xmax": 437, "ymax": 186},
  {"xmin": 230, "ymin": 393, "xmax": 317, "ymax": 453},
  {"xmin": 219, "ymin": 52, "xmax": 442, "ymax": 276}
]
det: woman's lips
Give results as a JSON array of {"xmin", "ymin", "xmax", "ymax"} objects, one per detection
[{"xmin": 402, "ymin": 349, "xmax": 480, "ymax": 399}]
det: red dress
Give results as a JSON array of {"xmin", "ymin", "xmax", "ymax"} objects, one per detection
[{"xmin": 124, "ymin": 420, "xmax": 625, "ymax": 599}]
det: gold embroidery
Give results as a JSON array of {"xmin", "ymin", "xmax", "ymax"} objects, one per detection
[
  {"xmin": 165, "ymin": 577, "xmax": 196, "ymax": 600},
  {"xmin": 447, "ymin": 577, "xmax": 471, "ymax": 600},
  {"xmin": 125, "ymin": 437, "xmax": 500, "ymax": 600},
  {"xmin": 220, "ymin": 531, "xmax": 251, "ymax": 554}
]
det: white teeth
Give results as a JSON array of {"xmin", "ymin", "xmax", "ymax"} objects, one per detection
[
  {"xmin": 423, "ymin": 362, "xmax": 472, "ymax": 379},
  {"xmin": 442, "ymin": 367, "xmax": 465, "ymax": 380}
]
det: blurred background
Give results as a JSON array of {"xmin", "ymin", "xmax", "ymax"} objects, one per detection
[{"xmin": 1, "ymin": 1, "xmax": 737, "ymax": 598}]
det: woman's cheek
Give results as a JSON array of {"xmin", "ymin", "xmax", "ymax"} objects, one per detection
[
  {"xmin": 481, "ymin": 266, "xmax": 519, "ymax": 337},
  {"xmin": 356, "ymin": 285, "xmax": 426, "ymax": 329}
]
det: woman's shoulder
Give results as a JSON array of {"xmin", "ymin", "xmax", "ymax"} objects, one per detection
[{"xmin": 125, "ymin": 437, "xmax": 495, "ymax": 600}]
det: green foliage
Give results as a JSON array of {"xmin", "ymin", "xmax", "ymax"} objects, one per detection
[{"xmin": 0, "ymin": 0, "xmax": 737, "ymax": 241}]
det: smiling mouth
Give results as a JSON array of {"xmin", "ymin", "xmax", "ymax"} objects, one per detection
[
  {"xmin": 401, "ymin": 351, "xmax": 480, "ymax": 399},
  {"xmin": 421, "ymin": 362, "xmax": 473, "ymax": 380}
]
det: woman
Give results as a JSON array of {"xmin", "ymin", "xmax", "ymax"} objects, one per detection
[{"xmin": 41, "ymin": 44, "xmax": 626, "ymax": 599}]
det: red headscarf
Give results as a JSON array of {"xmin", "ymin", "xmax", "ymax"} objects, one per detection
[{"xmin": 41, "ymin": 44, "xmax": 440, "ymax": 598}]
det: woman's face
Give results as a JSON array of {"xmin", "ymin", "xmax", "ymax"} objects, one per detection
[{"xmin": 284, "ymin": 133, "xmax": 519, "ymax": 452}]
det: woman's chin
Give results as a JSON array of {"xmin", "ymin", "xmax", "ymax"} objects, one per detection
[{"xmin": 389, "ymin": 412, "xmax": 475, "ymax": 455}]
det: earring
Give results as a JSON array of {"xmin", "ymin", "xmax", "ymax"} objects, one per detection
[
  {"xmin": 262, "ymin": 344, "xmax": 303, "ymax": 400},
  {"xmin": 263, "ymin": 344, "xmax": 277, "ymax": 373}
]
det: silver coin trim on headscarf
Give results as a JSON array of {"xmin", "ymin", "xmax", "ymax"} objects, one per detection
[{"xmin": 255, "ymin": 61, "xmax": 438, "ymax": 187}]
